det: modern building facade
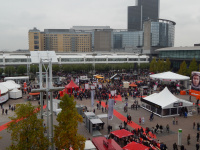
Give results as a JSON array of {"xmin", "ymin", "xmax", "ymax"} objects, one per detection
[
  {"xmin": 128, "ymin": 0, "xmax": 160, "ymax": 30},
  {"xmin": 143, "ymin": 19, "xmax": 176, "ymax": 55},
  {"xmin": 29, "ymin": 28, "xmax": 92, "ymax": 52},
  {"xmin": 156, "ymin": 46, "xmax": 200, "ymax": 71}
]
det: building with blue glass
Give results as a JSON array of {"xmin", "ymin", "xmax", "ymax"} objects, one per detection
[
  {"xmin": 156, "ymin": 46, "xmax": 200, "ymax": 71},
  {"xmin": 143, "ymin": 19, "xmax": 176, "ymax": 55}
]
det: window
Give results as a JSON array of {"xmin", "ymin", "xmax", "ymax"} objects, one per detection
[
  {"xmin": 34, "ymin": 41, "xmax": 39, "ymax": 44},
  {"xmin": 34, "ymin": 36, "xmax": 39, "ymax": 39}
]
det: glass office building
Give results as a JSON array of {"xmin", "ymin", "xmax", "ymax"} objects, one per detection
[
  {"xmin": 157, "ymin": 46, "xmax": 200, "ymax": 71},
  {"xmin": 128, "ymin": 0, "xmax": 159, "ymax": 30},
  {"xmin": 151, "ymin": 20, "xmax": 175, "ymax": 47},
  {"xmin": 112, "ymin": 30, "xmax": 143, "ymax": 49}
]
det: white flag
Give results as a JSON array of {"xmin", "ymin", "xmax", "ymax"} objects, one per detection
[{"xmin": 108, "ymin": 99, "xmax": 114, "ymax": 120}]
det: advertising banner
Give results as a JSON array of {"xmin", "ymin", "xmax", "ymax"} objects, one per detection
[
  {"xmin": 108, "ymin": 99, "xmax": 114, "ymax": 120},
  {"xmin": 191, "ymin": 71, "xmax": 200, "ymax": 91}
]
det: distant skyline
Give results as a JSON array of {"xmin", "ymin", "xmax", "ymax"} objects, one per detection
[{"xmin": 0, "ymin": 0, "xmax": 200, "ymax": 51}]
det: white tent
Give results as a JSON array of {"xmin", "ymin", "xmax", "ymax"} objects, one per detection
[
  {"xmin": 0, "ymin": 84, "xmax": 9, "ymax": 103},
  {"xmin": 150, "ymin": 71, "xmax": 190, "ymax": 81},
  {"xmin": 84, "ymin": 140, "xmax": 97, "ymax": 150},
  {"xmin": 141, "ymin": 87, "xmax": 193, "ymax": 117},
  {"xmin": 9, "ymin": 88, "xmax": 22, "ymax": 99},
  {"xmin": 0, "ymin": 81, "xmax": 20, "ymax": 91}
]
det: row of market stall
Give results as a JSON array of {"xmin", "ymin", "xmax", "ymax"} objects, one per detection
[{"xmin": 0, "ymin": 81, "xmax": 22, "ymax": 104}]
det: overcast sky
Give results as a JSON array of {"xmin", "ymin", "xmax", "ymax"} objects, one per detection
[{"xmin": 0, "ymin": 0, "xmax": 200, "ymax": 51}]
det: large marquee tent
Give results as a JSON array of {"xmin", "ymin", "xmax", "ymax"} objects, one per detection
[
  {"xmin": 150, "ymin": 71, "xmax": 190, "ymax": 81},
  {"xmin": 141, "ymin": 87, "xmax": 193, "ymax": 117},
  {"xmin": 0, "ymin": 84, "xmax": 9, "ymax": 103}
]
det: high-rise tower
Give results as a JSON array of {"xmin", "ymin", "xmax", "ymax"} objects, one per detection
[{"xmin": 128, "ymin": 0, "xmax": 159, "ymax": 30}]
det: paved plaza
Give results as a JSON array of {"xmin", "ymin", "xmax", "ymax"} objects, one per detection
[{"xmin": 0, "ymin": 92, "xmax": 199, "ymax": 150}]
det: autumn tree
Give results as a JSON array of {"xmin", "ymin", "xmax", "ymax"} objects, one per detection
[
  {"xmin": 188, "ymin": 58, "xmax": 198, "ymax": 76},
  {"xmin": 7, "ymin": 102, "xmax": 50, "ymax": 150},
  {"xmin": 178, "ymin": 61, "xmax": 188, "ymax": 76},
  {"xmin": 165, "ymin": 58, "xmax": 171, "ymax": 71},
  {"xmin": 54, "ymin": 94, "xmax": 86, "ymax": 150},
  {"xmin": 149, "ymin": 58, "xmax": 157, "ymax": 73}
]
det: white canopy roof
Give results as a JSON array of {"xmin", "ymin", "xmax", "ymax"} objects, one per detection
[
  {"xmin": 84, "ymin": 140, "xmax": 97, "ymax": 150},
  {"xmin": 10, "ymin": 88, "xmax": 20, "ymax": 93},
  {"xmin": 0, "ymin": 81, "xmax": 20, "ymax": 90},
  {"xmin": 0, "ymin": 84, "xmax": 9, "ymax": 94},
  {"xmin": 90, "ymin": 119, "xmax": 103, "ymax": 124},
  {"xmin": 150, "ymin": 71, "xmax": 190, "ymax": 81},
  {"xmin": 143, "ymin": 87, "xmax": 193, "ymax": 109}
]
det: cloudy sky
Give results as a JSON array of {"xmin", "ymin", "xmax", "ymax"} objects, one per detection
[{"xmin": 0, "ymin": 0, "xmax": 200, "ymax": 51}]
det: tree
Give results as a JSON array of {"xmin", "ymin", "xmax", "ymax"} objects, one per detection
[
  {"xmin": 178, "ymin": 61, "xmax": 188, "ymax": 76},
  {"xmin": 0, "ymin": 68, "xmax": 4, "ymax": 75},
  {"xmin": 165, "ymin": 58, "xmax": 171, "ymax": 71},
  {"xmin": 149, "ymin": 58, "xmax": 157, "ymax": 73},
  {"xmin": 5, "ymin": 66, "xmax": 15, "ymax": 76},
  {"xmin": 54, "ymin": 94, "xmax": 86, "ymax": 150},
  {"xmin": 188, "ymin": 58, "xmax": 198, "ymax": 76},
  {"xmin": 30, "ymin": 65, "xmax": 39, "ymax": 74},
  {"xmin": 17, "ymin": 65, "xmax": 26, "ymax": 75},
  {"xmin": 7, "ymin": 102, "xmax": 50, "ymax": 150}
]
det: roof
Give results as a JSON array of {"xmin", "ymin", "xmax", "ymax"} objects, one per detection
[
  {"xmin": 143, "ymin": 87, "xmax": 193, "ymax": 109},
  {"xmin": 110, "ymin": 129, "xmax": 133, "ymax": 138},
  {"xmin": 123, "ymin": 141, "xmax": 149, "ymax": 150},
  {"xmin": 0, "ymin": 84, "xmax": 9, "ymax": 94},
  {"xmin": 92, "ymin": 137, "xmax": 122, "ymax": 150},
  {"xmin": 150, "ymin": 71, "xmax": 190, "ymax": 81},
  {"xmin": 156, "ymin": 46, "xmax": 200, "ymax": 51},
  {"xmin": 129, "ymin": 82, "xmax": 137, "ymax": 87},
  {"xmin": 84, "ymin": 140, "xmax": 97, "ymax": 150},
  {"xmin": 65, "ymin": 80, "xmax": 79, "ymax": 89},
  {"xmin": 0, "ymin": 81, "xmax": 20, "ymax": 90}
]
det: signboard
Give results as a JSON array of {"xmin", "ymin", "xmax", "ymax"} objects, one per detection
[
  {"xmin": 173, "ymin": 102, "xmax": 183, "ymax": 107},
  {"xmin": 191, "ymin": 71, "xmax": 200, "ymax": 91}
]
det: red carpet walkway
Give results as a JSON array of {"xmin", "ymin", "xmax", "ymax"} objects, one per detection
[
  {"xmin": 99, "ymin": 101, "xmax": 156, "ymax": 139},
  {"xmin": 0, "ymin": 105, "xmax": 47, "ymax": 132}
]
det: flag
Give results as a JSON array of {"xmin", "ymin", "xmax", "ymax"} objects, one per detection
[{"xmin": 108, "ymin": 99, "xmax": 114, "ymax": 120}]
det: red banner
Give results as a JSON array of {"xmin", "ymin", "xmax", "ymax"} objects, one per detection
[{"xmin": 189, "ymin": 89, "xmax": 200, "ymax": 97}]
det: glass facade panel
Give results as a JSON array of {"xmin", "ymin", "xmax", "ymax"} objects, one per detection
[
  {"xmin": 5, "ymin": 59, "xmax": 27, "ymax": 62},
  {"xmin": 129, "ymin": 58, "xmax": 138, "ymax": 61},
  {"xmin": 108, "ymin": 58, "xmax": 127, "ymax": 61},
  {"xmin": 0, "ymin": 59, "xmax": 3, "ymax": 62},
  {"xmin": 61, "ymin": 58, "xmax": 84, "ymax": 62}
]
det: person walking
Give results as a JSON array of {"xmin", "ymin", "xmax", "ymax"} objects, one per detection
[
  {"xmin": 196, "ymin": 142, "xmax": 200, "ymax": 150},
  {"xmin": 187, "ymin": 134, "xmax": 191, "ymax": 145},
  {"xmin": 142, "ymin": 117, "xmax": 145, "ymax": 124},
  {"xmin": 5, "ymin": 109, "xmax": 8, "ymax": 115},
  {"xmin": 2, "ymin": 108, "xmax": 4, "ymax": 115},
  {"xmin": 166, "ymin": 124, "xmax": 170, "ymax": 133},
  {"xmin": 197, "ymin": 132, "xmax": 200, "ymax": 142},
  {"xmin": 194, "ymin": 122, "xmax": 196, "ymax": 129},
  {"xmin": 173, "ymin": 142, "xmax": 178, "ymax": 150}
]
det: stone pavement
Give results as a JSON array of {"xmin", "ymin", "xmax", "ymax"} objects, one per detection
[{"xmin": 0, "ymin": 92, "xmax": 200, "ymax": 150}]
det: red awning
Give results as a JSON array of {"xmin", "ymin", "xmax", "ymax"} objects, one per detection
[
  {"xmin": 110, "ymin": 129, "xmax": 133, "ymax": 138},
  {"xmin": 123, "ymin": 141, "xmax": 149, "ymax": 150},
  {"xmin": 65, "ymin": 80, "xmax": 79, "ymax": 89},
  {"xmin": 92, "ymin": 137, "xmax": 122, "ymax": 150},
  {"xmin": 29, "ymin": 92, "xmax": 40, "ymax": 96}
]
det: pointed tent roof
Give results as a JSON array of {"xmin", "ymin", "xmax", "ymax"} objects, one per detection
[
  {"xmin": 123, "ymin": 141, "xmax": 149, "ymax": 150},
  {"xmin": 150, "ymin": 71, "xmax": 190, "ymax": 81},
  {"xmin": 65, "ymin": 80, "xmax": 79, "ymax": 89},
  {"xmin": 143, "ymin": 87, "xmax": 193, "ymax": 109}
]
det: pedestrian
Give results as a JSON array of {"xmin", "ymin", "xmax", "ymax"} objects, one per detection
[
  {"xmin": 93, "ymin": 109, "xmax": 95, "ymax": 114},
  {"xmin": 166, "ymin": 124, "xmax": 169, "ymax": 133},
  {"xmin": 9, "ymin": 104, "xmax": 11, "ymax": 110},
  {"xmin": 2, "ymin": 108, "xmax": 4, "ymax": 115},
  {"xmin": 187, "ymin": 134, "xmax": 190, "ymax": 145},
  {"xmin": 142, "ymin": 117, "xmax": 145, "ymax": 124},
  {"xmin": 197, "ymin": 132, "xmax": 199, "ymax": 142},
  {"xmin": 194, "ymin": 122, "xmax": 196, "ymax": 129},
  {"xmin": 102, "ymin": 107, "xmax": 104, "ymax": 113},
  {"xmin": 176, "ymin": 117, "xmax": 178, "ymax": 125},
  {"xmin": 196, "ymin": 142, "xmax": 200, "ymax": 150},
  {"xmin": 173, "ymin": 117, "xmax": 175, "ymax": 125},
  {"xmin": 180, "ymin": 145, "xmax": 184, "ymax": 150},
  {"xmin": 139, "ymin": 117, "xmax": 141, "ymax": 125},
  {"xmin": 5, "ymin": 109, "xmax": 8, "ymax": 115},
  {"xmin": 173, "ymin": 142, "xmax": 178, "ymax": 150}
]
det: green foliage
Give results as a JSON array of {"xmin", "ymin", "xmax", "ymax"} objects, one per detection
[
  {"xmin": 30, "ymin": 65, "xmax": 39, "ymax": 74},
  {"xmin": 0, "ymin": 68, "xmax": 4, "ymax": 75},
  {"xmin": 178, "ymin": 61, "xmax": 188, "ymax": 75},
  {"xmin": 149, "ymin": 58, "xmax": 157, "ymax": 73},
  {"xmin": 7, "ymin": 102, "xmax": 50, "ymax": 150},
  {"xmin": 16, "ymin": 65, "xmax": 26, "ymax": 75},
  {"xmin": 5, "ymin": 66, "xmax": 16, "ymax": 76},
  {"xmin": 188, "ymin": 58, "xmax": 198, "ymax": 76},
  {"xmin": 139, "ymin": 63, "xmax": 150, "ymax": 70},
  {"xmin": 54, "ymin": 94, "xmax": 86, "ymax": 150},
  {"xmin": 165, "ymin": 58, "xmax": 171, "ymax": 71}
]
